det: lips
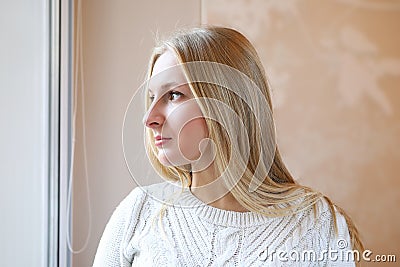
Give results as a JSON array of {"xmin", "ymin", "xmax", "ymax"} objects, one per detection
[{"xmin": 154, "ymin": 135, "xmax": 172, "ymax": 147}]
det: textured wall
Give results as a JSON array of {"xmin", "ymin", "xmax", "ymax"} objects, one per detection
[{"xmin": 203, "ymin": 0, "xmax": 400, "ymax": 265}]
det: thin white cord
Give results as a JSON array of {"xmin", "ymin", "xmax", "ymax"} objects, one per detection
[{"xmin": 66, "ymin": 0, "xmax": 92, "ymax": 254}]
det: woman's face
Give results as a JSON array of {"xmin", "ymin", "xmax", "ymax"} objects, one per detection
[{"xmin": 144, "ymin": 51, "xmax": 210, "ymax": 168}]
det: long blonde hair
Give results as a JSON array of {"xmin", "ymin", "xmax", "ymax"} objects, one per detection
[{"xmin": 144, "ymin": 26, "xmax": 363, "ymax": 252}]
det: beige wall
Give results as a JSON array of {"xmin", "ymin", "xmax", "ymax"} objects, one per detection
[
  {"xmin": 203, "ymin": 0, "xmax": 400, "ymax": 265},
  {"xmin": 72, "ymin": 1, "xmax": 200, "ymax": 266}
]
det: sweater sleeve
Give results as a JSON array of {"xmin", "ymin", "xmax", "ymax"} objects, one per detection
[{"xmin": 92, "ymin": 187, "xmax": 147, "ymax": 267}]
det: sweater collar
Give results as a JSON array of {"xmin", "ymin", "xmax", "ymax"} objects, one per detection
[{"xmin": 175, "ymin": 187, "xmax": 274, "ymax": 228}]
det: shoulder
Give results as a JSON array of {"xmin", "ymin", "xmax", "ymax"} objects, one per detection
[
  {"xmin": 289, "ymin": 197, "xmax": 351, "ymax": 247},
  {"xmin": 316, "ymin": 198, "xmax": 353, "ymax": 251},
  {"xmin": 120, "ymin": 180, "xmax": 180, "ymax": 203},
  {"xmin": 93, "ymin": 181, "xmax": 180, "ymax": 266},
  {"xmin": 313, "ymin": 197, "xmax": 351, "ymax": 237},
  {"xmin": 314, "ymin": 198, "xmax": 355, "ymax": 265},
  {"xmin": 275, "ymin": 197, "xmax": 354, "ymax": 266},
  {"xmin": 295, "ymin": 197, "xmax": 353, "ymax": 253},
  {"xmin": 101, "ymin": 181, "xmax": 179, "ymax": 228},
  {"xmin": 309, "ymin": 197, "xmax": 351, "ymax": 239},
  {"xmin": 115, "ymin": 181, "xmax": 183, "ymax": 219}
]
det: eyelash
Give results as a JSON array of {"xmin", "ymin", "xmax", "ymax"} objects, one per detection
[{"xmin": 149, "ymin": 91, "xmax": 183, "ymax": 102}]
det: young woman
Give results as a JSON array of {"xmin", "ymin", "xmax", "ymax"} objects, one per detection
[{"xmin": 93, "ymin": 26, "xmax": 363, "ymax": 266}]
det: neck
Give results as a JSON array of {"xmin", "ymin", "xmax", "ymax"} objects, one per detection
[{"xmin": 190, "ymin": 163, "xmax": 248, "ymax": 212}]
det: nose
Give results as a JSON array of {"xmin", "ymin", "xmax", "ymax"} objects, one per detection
[{"xmin": 143, "ymin": 100, "xmax": 164, "ymax": 129}]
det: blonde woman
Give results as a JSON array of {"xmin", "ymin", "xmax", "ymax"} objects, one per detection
[{"xmin": 93, "ymin": 26, "xmax": 363, "ymax": 266}]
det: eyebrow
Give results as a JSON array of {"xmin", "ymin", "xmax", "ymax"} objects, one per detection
[{"xmin": 148, "ymin": 82, "xmax": 180, "ymax": 93}]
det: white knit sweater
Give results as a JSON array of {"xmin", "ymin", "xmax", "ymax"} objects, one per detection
[{"xmin": 93, "ymin": 182, "xmax": 355, "ymax": 266}]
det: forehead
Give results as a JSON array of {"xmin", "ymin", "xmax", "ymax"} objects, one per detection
[
  {"xmin": 152, "ymin": 51, "xmax": 178, "ymax": 76},
  {"xmin": 149, "ymin": 51, "xmax": 188, "ymax": 91}
]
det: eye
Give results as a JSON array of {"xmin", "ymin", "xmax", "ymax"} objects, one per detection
[{"xmin": 168, "ymin": 91, "xmax": 183, "ymax": 101}]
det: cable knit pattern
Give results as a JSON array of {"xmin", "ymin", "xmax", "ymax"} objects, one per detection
[{"xmin": 93, "ymin": 182, "xmax": 355, "ymax": 266}]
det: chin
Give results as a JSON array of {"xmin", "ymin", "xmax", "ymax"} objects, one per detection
[
  {"xmin": 157, "ymin": 152, "xmax": 183, "ymax": 167},
  {"xmin": 157, "ymin": 155, "xmax": 173, "ymax": 167},
  {"xmin": 158, "ymin": 151, "xmax": 197, "ymax": 170}
]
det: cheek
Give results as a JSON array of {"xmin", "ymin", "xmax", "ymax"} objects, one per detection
[
  {"xmin": 161, "ymin": 100, "xmax": 208, "ymax": 163},
  {"xmin": 156, "ymin": 118, "xmax": 208, "ymax": 166},
  {"xmin": 178, "ymin": 118, "xmax": 208, "ymax": 160}
]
